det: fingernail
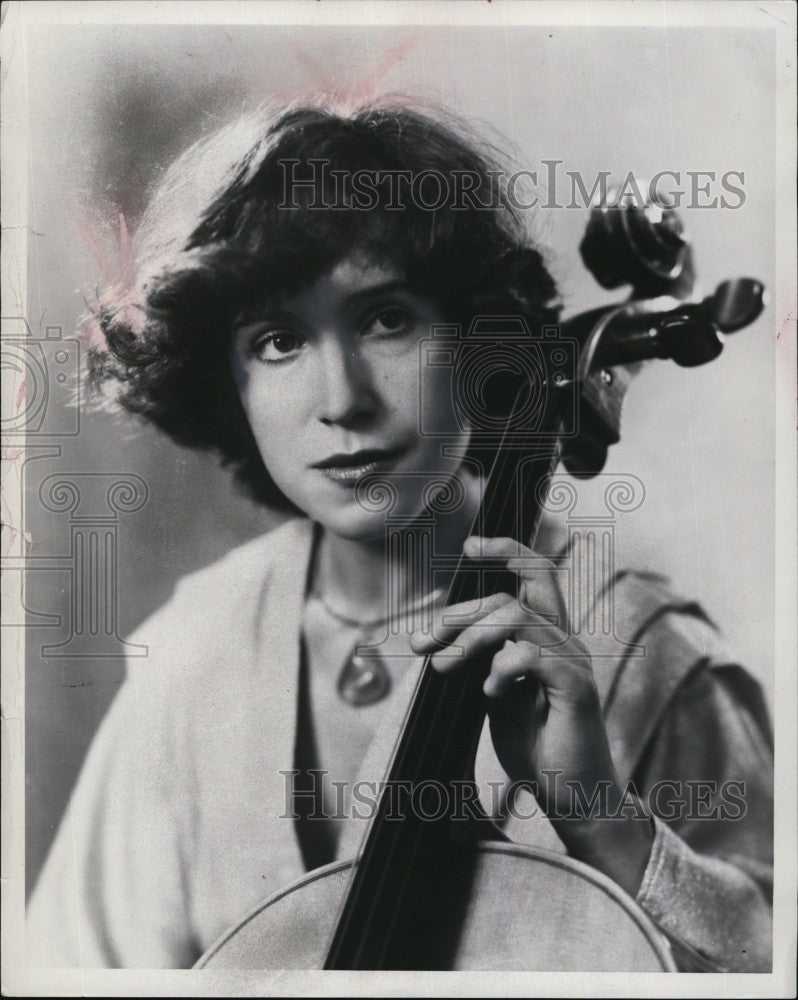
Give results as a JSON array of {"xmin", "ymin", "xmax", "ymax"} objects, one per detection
[{"xmin": 430, "ymin": 650, "xmax": 456, "ymax": 672}]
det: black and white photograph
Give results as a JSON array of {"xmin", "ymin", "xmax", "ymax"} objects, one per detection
[{"xmin": 2, "ymin": 1, "xmax": 796, "ymax": 995}]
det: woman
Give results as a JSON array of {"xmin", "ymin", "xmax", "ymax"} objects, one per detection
[{"xmin": 26, "ymin": 101, "xmax": 773, "ymax": 971}]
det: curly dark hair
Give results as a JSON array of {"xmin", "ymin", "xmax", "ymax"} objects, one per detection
[{"xmin": 89, "ymin": 100, "xmax": 561, "ymax": 508}]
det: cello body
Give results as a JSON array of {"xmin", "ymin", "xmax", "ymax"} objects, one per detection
[{"xmin": 197, "ymin": 842, "xmax": 675, "ymax": 971}]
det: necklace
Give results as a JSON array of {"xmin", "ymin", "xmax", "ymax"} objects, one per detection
[
  {"xmin": 312, "ymin": 587, "xmax": 443, "ymax": 707},
  {"xmin": 315, "ymin": 589, "xmax": 442, "ymax": 631}
]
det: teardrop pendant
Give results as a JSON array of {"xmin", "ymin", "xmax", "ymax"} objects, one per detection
[{"xmin": 337, "ymin": 648, "xmax": 392, "ymax": 707}]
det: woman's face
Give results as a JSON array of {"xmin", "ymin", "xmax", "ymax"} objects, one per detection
[{"xmin": 229, "ymin": 252, "xmax": 471, "ymax": 540}]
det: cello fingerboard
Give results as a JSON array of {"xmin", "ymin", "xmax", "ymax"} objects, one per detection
[{"xmin": 324, "ymin": 411, "xmax": 563, "ymax": 969}]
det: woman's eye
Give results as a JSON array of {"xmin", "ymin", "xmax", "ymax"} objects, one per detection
[
  {"xmin": 252, "ymin": 331, "xmax": 304, "ymax": 363},
  {"xmin": 363, "ymin": 307, "xmax": 414, "ymax": 337}
]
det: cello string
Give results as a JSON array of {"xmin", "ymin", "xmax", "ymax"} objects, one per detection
[{"xmin": 374, "ymin": 456, "xmax": 556, "ymax": 967}]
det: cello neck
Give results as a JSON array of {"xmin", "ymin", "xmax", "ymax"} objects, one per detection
[{"xmin": 324, "ymin": 387, "xmax": 564, "ymax": 969}]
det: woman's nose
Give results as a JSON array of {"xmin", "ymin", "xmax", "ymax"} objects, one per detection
[{"xmin": 316, "ymin": 338, "xmax": 379, "ymax": 429}]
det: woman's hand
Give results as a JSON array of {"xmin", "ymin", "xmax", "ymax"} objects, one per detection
[{"xmin": 410, "ymin": 535, "xmax": 655, "ymax": 896}]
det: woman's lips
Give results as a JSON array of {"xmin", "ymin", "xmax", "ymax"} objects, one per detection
[{"xmin": 311, "ymin": 448, "xmax": 405, "ymax": 487}]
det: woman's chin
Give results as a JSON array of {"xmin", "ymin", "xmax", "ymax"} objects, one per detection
[
  {"xmin": 313, "ymin": 495, "xmax": 439, "ymax": 544},
  {"xmin": 307, "ymin": 504, "xmax": 394, "ymax": 544}
]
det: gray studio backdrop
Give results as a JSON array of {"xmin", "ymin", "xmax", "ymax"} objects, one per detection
[{"xmin": 22, "ymin": 23, "xmax": 776, "ymax": 892}]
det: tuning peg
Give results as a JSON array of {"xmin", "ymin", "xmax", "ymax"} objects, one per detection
[
  {"xmin": 596, "ymin": 311, "xmax": 724, "ymax": 369},
  {"xmin": 709, "ymin": 278, "xmax": 766, "ymax": 332},
  {"xmin": 658, "ymin": 315, "xmax": 725, "ymax": 367}
]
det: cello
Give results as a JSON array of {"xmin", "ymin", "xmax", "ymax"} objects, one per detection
[{"xmin": 197, "ymin": 188, "xmax": 765, "ymax": 972}]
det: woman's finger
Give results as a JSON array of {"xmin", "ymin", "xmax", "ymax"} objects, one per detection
[
  {"xmin": 464, "ymin": 535, "xmax": 567, "ymax": 630},
  {"xmin": 484, "ymin": 638, "xmax": 595, "ymax": 702},
  {"xmin": 464, "ymin": 535, "xmax": 536, "ymax": 560},
  {"xmin": 427, "ymin": 603, "xmax": 583, "ymax": 673},
  {"xmin": 409, "ymin": 592, "xmax": 514, "ymax": 652},
  {"xmin": 465, "ymin": 535, "xmax": 557, "ymax": 576}
]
